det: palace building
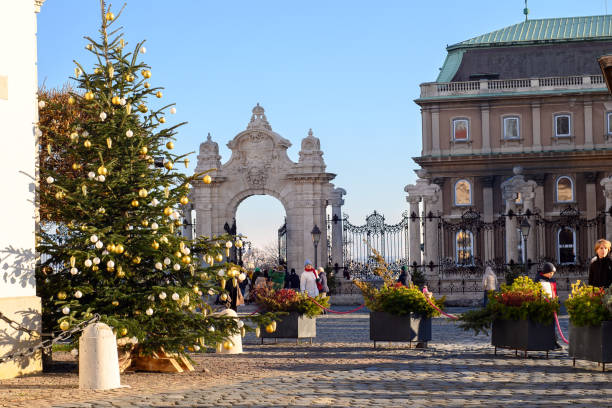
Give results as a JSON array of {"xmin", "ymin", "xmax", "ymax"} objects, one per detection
[{"xmin": 405, "ymin": 15, "xmax": 612, "ymax": 283}]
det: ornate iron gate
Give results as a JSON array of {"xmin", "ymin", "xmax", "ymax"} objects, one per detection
[{"xmin": 341, "ymin": 211, "xmax": 410, "ymax": 279}]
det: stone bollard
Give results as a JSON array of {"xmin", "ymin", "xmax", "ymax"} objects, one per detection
[
  {"xmin": 215, "ymin": 308, "xmax": 243, "ymax": 354},
  {"xmin": 79, "ymin": 322, "xmax": 122, "ymax": 390}
]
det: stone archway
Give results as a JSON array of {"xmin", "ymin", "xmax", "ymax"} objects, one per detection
[{"xmin": 190, "ymin": 104, "xmax": 345, "ymax": 273}]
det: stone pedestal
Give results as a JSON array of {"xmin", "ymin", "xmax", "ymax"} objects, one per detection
[{"xmin": 601, "ymin": 177, "xmax": 612, "ymax": 242}]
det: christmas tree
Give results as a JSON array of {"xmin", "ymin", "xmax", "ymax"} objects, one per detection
[{"xmin": 36, "ymin": 1, "xmax": 269, "ymax": 358}]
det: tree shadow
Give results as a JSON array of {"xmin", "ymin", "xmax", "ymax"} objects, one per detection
[
  {"xmin": 0, "ymin": 307, "xmax": 41, "ymax": 371},
  {"xmin": 0, "ymin": 245, "xmax": 36, "ymax": 290}
]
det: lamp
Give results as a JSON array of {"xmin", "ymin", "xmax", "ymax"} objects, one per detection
[
  {"xmin": 311, "ymin": 224, "xmax": 321, "ymax": 268},
  {"xmin": 519, "ymin": 217, "xmax": 530, "ymax": 275}
]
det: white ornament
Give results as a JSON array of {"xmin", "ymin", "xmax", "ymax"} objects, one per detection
[
  {"xmin": 155, "ymin": 262, "xmax": 163, "ymax": 270},
  {"xmin": 82, "ymin": 130, "xmax": 89, "ymax": 137},
  {"xmin": 151, "ymin": 222, "xmax": 159, "ymax": 230},
  {"xmin": 173, "ymin": 263, "xmax": 181, "ymax": 271},
  {"xmin": 147, "ymin": 294, "xmax": 155, "ymax": 301},
  {"xmin": 107, "ymin": 260, "xmax": 115, "ymax": 268},
  {"xmin": 46, "ymin": 176, "xmax": 54, "ymax": 184},
  {"xmin": 159, "ymin": 291, "xmax": 167, "ymax": 300},
  {"xmin": 90, "ymin": 234, "xmax": 99, "ymax": 243},
  {"xmin": 140, "ymin": 47, "xmax": 147, "ymax": 54},
  {"xmin": 97, "ymin": 175, "xmax": 106, "ymax": 182},
  {"xmin": 128, "ymin": 225, "xmax": 134, "ymax": 230},
  {"xmin": 150, "ymin": 198, "xmax": 159, "ymax": 206},
  {"xmin": 170, "ymin": 211, "xmax": 179, "ymax": 220},
  {"xmin": 193, "ymin": 345, "xmax": 200, "ymax": 351},
  {"xmin": 35, "ymin": 128, "xmax": 43, "ymax": 137},
  {"xmin": 38, "ymin": 100, "xmax": 46, "ymax": 109},
  {"xmin": 163, "ymin": 257, "xmax": 171, "ymax": 265},
  {"xmin": 62, "ymin": 306, "xmax": 70, "ymax": 315},
  {"xmin": 170, "ymin": 107, "xmax": 176, "ymax": 114},
  {"xmin": 84, "ymin": 259, "xmax": 92, "ymax": 267},
  {"xmin": 70, "ymin": 267, "xmax": 78, "ymax": 275},
  {"xmin": 70, "ymin": 348, "xmax": 79, "ymax": 357},
  {"xmin": 93, "ymin": 257, "xmax": 101, "ymax": 265},
  {"xmin": 238, "ymin": 273, "xmax": 246, "ymax": 282},
  {"xmin": 145, "ymin": 308, "xmax": 154, "ymax": 316},
  {"xmin": 101, "ymin": 250, "xmax": 109, "ymax": 256},
  {"xmin": 208, "ymin": 289, "xmax": 215, "ymax": 296},
  {"xmin": 95, "ymin": 241, "xmax": 104, "ymax": 249},
  {"xmin": 217, "ymin": 269, "xmax": 225, "ymax": 277},
  {"xmin": 171, "ymin": 293, "xmax": 180, "ymax": 301},
  {"xmin": 74, "ymin": 290, "xmax": 83, "ymax": 298},
  {"xmin": 126, "ymin": 129, "xmax": 133, "ymax": 138},
  {"xmin": 88, "ymin": 172, "xmax": 96, "ymax": 179},
  {"xmin": 99, "ymin": 112, "xmax": 107, "ymax": 121},
  {"xmin": 208, "ymin": 326, "xmax": 215, "ymax": 332},
  {"xmin": 237, "ymin": 320, "xmax": 244, "ymax": 328},
  {"xmin": 120, "ymin": 98, "xmax": 126, "ymax": 106},
  {"xmin": 181, "ymin": 247, "xmax": 190, "ymax": 255}
]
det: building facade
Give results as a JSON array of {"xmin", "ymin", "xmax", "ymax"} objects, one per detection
[{"xmin": 406, "ymin": 16, "xmax": 612, "ymax": 289}]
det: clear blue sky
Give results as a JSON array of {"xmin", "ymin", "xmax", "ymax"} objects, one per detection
[{"xmin": 38, "ymin": 1, "xmax": 609, "ymax": 249}]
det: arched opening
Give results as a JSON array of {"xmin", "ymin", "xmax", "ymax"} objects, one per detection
[{"xmin": 235, "ymin": 195, "xmax": 287, "ymax": 271}]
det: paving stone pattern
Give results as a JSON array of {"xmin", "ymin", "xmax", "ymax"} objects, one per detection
[{"xmin": 51, "ymin": 308, "xmax": 610, "ymax": 407}]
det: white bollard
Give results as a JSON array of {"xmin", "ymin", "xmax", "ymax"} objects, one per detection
[
  {"xmin": 215, "ymin": 309, "xmax": 243, "ymax": 354},
  {"xmin": 79, "ymin": 322, "xmax": 122, "ymax": 390}
]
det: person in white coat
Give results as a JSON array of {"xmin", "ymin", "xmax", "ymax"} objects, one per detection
[
  {"xmin": 300, "ymin": 260, "xmax": 319, "ymax": 296},
  {"xmin": 482, "ymin": 266, "xmax": 498, "ymax": 307}
]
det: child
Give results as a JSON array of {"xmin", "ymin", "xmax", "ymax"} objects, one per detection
[{"xmin": 535, "ymin": 262, "xmax": 557, "ymax": 298}]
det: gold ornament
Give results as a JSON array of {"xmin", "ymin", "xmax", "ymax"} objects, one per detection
[
  {"xmin": 126, "ymin": 103, "xmax": 132, "ymax": 114},
  {"xmin": 112, "ymin": 300, "xmax": 119, "ymax": 306},
  {"xmin": 156, "ymin": 91, "xmax": 163, "ymax": 98},
  {"xmin": 265, "ymin": 324, "xmax": 275, "ymax": 333},
  {"xmin": 60, "ymin": 321, "xmax": 70, "ymax": 331},
  {"xmin": 125, "ymin": 73, "xmax": 135, "ymax": 82},
  {"xmin": 111, "ymin": 96, "xmax": 121, "ymax": 105},
  {"xmin": 68, "ymin": 96, "xmax": 75, "ymax": 105},
  {"xmin": 138, "ymin": 104, "xmax": 148, "ymax": 113},
  {"xmin": 71, "ymin": 163, "xmax": 81, "ymax": 170},
  {"xmin": 139, "ymin": 146, "xmax": 148, "ymax": 155},
  {"xmin": 164, "ymin": 187, "xmax": 170, "ymax": 198},
  {"xmin": 119, "ymin": 327, "xmax": 128, "ymax": 336},
  {"xmin": 215, "ymin": 253, "xmax": 223, "ymax": 262},
  {"xmin": 223, "ymin": 341, "xmax": 232, "ymax": 350},
  {"xmin": 108, "ymin": 66, "xmax": 114, "ymax": 78},
  {"xmin": 151, "ymin": 241, "xmax": 159, "ymax": 250},
  {"xmin": 92, "ymin": 265, "xmax": 99, "ymax": 271},
  {"xmin": 203, "ymin": 175, "xmax": 212, "ymax": 184},
  {"xmin": 84, "ymin": 91, "xmax": 94, "ymax": 100},
  {"xmin": 141, "ymin": 220, "xmax": 149, "ymax": 227},
  {"xmin": 57, "ymin": 291, "xmax": 67, "ymax": 300},
  {"xmin": 181, "ymin": 255, "xmax": 191, "ymax": 264},
  {"xmin": 220, "ymin": 293, "xmax": 228, "ymax": 301},
  {"xmin": 131, "ymin": 199, "xmax": 139, "ymax": 207},
  {"xmin": 163, "ymin": 207, "xmax": 172, "ymax": 216},
  {"xmin": 142, "ymin": 69, "xmax": 151, "ymax": 78},
  {"xmin": 180, "ymin": 196, "xmax": 189, "ymax": 205},
  {"xmin": 169, "ymin": 224, "xmax": 174, "ymax": 233},
  {"xmin": 138, "ymin": 188, "xmax": 148, "ymax": 198},
  {"xmin": 97, "ymin": 166, "xmax": 108, "ymax": 176},
  {"xmin": 240, "ymin": 327, "xmax": 246, "ymax": 338},
  {"xmin": 174, "ymin": 251, "xmax": 182, "ymax": 258},
  {"xmin": 164, "ymin": 160, "xmax": 173, "ymax": 170},
  {"xmin": 220, "ymin": 278, "xmax": 226, "ymax": 289},
  {"xmin": 116, "ymin": 266, "xmax": 125, "ymax": 278},
  {"xmin": 166, "ymin": 141, "xmax": 174, "ymax": 150},
  {"xmin": 115, "ymin": 244, "xmax": 124, "ymax": 254},
  {"xmin": 255, "ymin": 327, "xmax": 261, "ymax": 338},
  {"xmin": 70, "ymin": 256, "xmax": 76, "ymax": 267},
  {"xmin": 132, "ymin": 256, "xmax": 141, "ymax": 264},
  {"xmin": 184, "ymin": 159, "xmax": 189, "ymax": 168},
  {"xmin": 106, "ymin": 138, "xmax": 112, "ymax": 148},
  {"xmin": 84, "ymin": 140, "xmax": 92, "ymax": 148},
  {"xmin": 105, "ymin": 11, "xmax": 115, "ymax": 21},
  {"xmin": 159, "ymin": 117, "xmax": 166, "ymax": 124},
  {"xmin": 144, "ymin": 82, "xmax": 150, "ymax": 89}
]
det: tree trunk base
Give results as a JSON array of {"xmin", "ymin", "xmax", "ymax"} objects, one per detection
[{"xmin": 119, "ymin": 347, "xmax": 194, "ymax": 373}]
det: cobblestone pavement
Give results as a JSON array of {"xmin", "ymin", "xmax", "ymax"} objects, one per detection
[{"xmin": 35, "ymin": 308, "xmax": 612, "ymax": 407}]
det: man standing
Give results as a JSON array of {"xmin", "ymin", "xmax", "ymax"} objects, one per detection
[{"xmin": 482, "ymin": 266, "xmax": 498, "ymax": 307}]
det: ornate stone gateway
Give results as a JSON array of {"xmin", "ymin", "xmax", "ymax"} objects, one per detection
[{"xmin": 190, "ymin": 104, "xmax": 345, "ymax": 273}]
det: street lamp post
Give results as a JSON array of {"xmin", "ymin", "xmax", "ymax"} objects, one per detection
[
  {"xmin": 311, "ymin": 224, "xmax": 321, "ymax": 269},
  {"xmin": 519, "ymin": 217, "xmax": 531, "ymax": 276}
]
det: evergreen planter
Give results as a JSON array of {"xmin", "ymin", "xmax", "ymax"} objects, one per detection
[
  {"xmin": 569, "ymin": 321, "xmax": 612, "ymax": 371},
  {"xmin": 491, "ymin": 318, "xmax": 557, "ymax": 356},
  {"xmin": 260, "ymin": 312, "xmax": 317, "ymax": 344},
  {"xmin": 369, "ymin": 311, "xmax": 431, "ymax": 348}
]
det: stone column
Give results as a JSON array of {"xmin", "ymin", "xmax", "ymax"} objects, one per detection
[
  {"xmin": 503, "ymin": 198, "xmax": 518, "ymax": 263},
  {"xmin": 601, "ymin": 177, "xmax": 612, "ymax": 242},
  {"xmin": 431, "ymin": 105, "xmax": 440, "ymax": 156},
  {"xmin": 421, "ymin": 185, "xmax": 442, "ymax": 277},
  {"xmin": 329, "ymin": 188, "xmax": 346, "ymax": 268},
  {"xmin": 407, "ymin": 196, "xmax": 422, "ymax": 265},
  {"xmin": 532, "ymin": 102, "xmax": 541, "ymax": 152},
  {"xmin": 532, "ymin": 174, "xmax": 546, "ymax": 259},
  {"xmin": 481, "ymin": 103, "xmax": 491, "ymax": 154},
  {"xmin": 522, "ymin": 190, "xmax": 537, "ymax": 272},
  {"xmin": 421, "ymin": 108, "xmax": 431, "ymax": 156},
  {"xmin": 481, "ymin": 176, "xmax": 495, "ymax": 262},
  {"xmin": 584, "ymin": 100, "xmax": 593, "ymax": 149}
]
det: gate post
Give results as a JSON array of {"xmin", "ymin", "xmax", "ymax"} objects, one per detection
[
  {"xmin": 330, "ymin": 188, "xmax": 346, "ymax": 269},
  {"xmin": 407, "ymin": 196, "xmax": 422, "ymax": 265}
]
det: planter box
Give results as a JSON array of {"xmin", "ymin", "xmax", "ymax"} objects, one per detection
[
  {"xmin": 569, "ymin": 321, "xmax": 612, "ymax": 370},
  {"xmin": 369, "ymin": 311, "xmax": 431, "ymax": 347},
  {"xmin": 491, "ymin": 319, "xmax": 557, "ymax": 354},
  {"xmin": 260, "ymin": 312, "xmax": 316, "ymax": 343}
]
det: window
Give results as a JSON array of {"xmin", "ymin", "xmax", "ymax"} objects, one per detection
[
  {"xmin": 554, "ymin": 114, "xmax": 571, "ymax": 137},
  {"xmin": 607, "ymin": 112, "xmax": 612, "ymax": 135},
  {"xmin": 557, "ymin": 227, "xmax": 576, "ymax": 264},
  {"xmin": 452, "ymin": 118, "xmax": 469, "ymax": 141},
  {"xmin": 556, "ymin": 176, "xmax": 574, "ymax": 202},
  {"xmin": 503, "ymin": 117, "xmax": 520, "ymax": 139},
  {"xmin": 456, "ymin": 230, "xmax": 474, "ymax": 265},
  {"xmin": 454, "ymin": 179, "xmax": 472, "ymax": 206}
]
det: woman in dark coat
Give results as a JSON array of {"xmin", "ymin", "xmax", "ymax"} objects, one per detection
[{"xmin": 588, "ymin": 238, "xmax": 612, "ymax": 288}]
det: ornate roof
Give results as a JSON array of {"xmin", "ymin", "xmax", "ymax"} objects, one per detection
[{"xmin": 449, "ymin": 15, "xmax": 612, "ymax": 50}]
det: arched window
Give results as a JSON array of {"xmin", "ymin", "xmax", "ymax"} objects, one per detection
[
  {"xmin": 556, "ymin": 176, "xmax": 574, "ymax": 202},
  {"xmin": 454, "ymin": 179, "xmax": 472, "ymax": 206},
  {"xmin": 557, "ymin": 227, "xmax": 576, "ymax": 264},
  {"xmin": 456, "ymin": 230, "xmax": 474, "ymax": 265}
]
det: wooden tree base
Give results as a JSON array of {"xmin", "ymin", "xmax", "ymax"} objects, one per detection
[{"xmin": 120, "ymin": 346, "xmax": 194, "ymax": 373}]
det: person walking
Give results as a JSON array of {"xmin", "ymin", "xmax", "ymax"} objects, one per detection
[
  {"xmin": 535, "ymin": 262, "xmax": 558, "ymax": 299},
  {"xmin": 397, "ymin": 266, "xmax": 411, "ymax": 287},
  {"xmin": 317, "ymin": 267, "xmax": 329, "ymax": 296},
  {"xmin": 588, "ymin": 238, "xmax": 612, "ymax": 288},
  {"xmin": 482, "ymin": 266, "xmax": 498, "ymax": 307},
  {"xmin": 300, "ymin": 260, "xmax": 319, "ymax": 296},
  {"xmin": 286, "ymin": 268, "xmax": 300, "ymax": 289}
]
